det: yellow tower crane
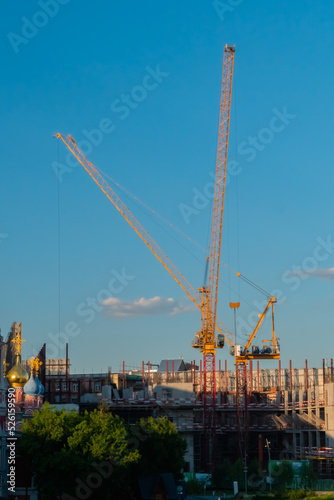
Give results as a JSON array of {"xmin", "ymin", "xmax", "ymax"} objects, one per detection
[
  {"xmin": 57, "ymin": 45, "xmax": 235, "ymax": 472},
  {"xmin": 57, "ymin": 45, "xmax": 279, "ymax": 470}
]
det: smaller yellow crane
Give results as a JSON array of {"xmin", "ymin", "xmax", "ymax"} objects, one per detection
[
  {"xmin": 229, "ymin": 271, "xmax": 280, "ymax": 365},
  {"xmin": 233, "ymin": 295, "xmax": 279, "ymax": 364}
]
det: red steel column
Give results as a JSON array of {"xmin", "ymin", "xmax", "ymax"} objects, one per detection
[
  {"xmin": 66, "ymin": 343, "xmax": 69, "ymax": 402},
  {"xmin": 305, "ymin": 359, "xmax": 308, "ymax": 392},
  {"xmin": 278, "ymin": 359, "xmax": 281, "ymax": 391},
  {"xmin": 219, "ymin": 359, "xmax": 222, "ymax": 392},
  {"xmin": 249, "ymin": 360, "xmax": 253, "ymax": 393},
  {"xmin": 236, "ymin": 363, "xmax": 239, "ymax": 408},
  {"xmin": 225, "ymin": 359, "xmax": 228, "ymax": 392},
  {"xmin": 257, "ymin": 361, "xmax": 260, "ymax": 391},
  {"xmin": 244, "ymin": 364, "xmax": 248, "ymax": 402},
  {"xmin": 166, "ymin": 360, "xmax": 169, "ymax": 384},
  {"xmin": 289, "ymin": 360, "xmax": 292, "ymax": 393}
]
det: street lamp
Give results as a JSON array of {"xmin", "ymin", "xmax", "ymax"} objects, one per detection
[
  {"xmin": 244, "ymin": 451, "xmax": 248, "ymax": 495},
  {"xmin": 265, "ymin": 439, "xmax": 272, "ymax": 491}
]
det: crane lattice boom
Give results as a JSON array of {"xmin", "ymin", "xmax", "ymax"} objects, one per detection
[
  {"xmin": 56, "ymin": 133, "xmax": 234, "ymax": 344},
  {"xmin": 208, "ymin": 45, "xmax": 235, "ymax": 344}
]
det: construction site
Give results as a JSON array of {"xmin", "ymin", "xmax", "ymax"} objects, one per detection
[
  {"xmin": 3, "ymin": 0, "xmax": 334, "ymax": 497},
  {"xmin": 51, "ymin": 47, "xmax": 284, "ymax": 471}
]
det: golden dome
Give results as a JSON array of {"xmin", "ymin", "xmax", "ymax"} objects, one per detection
[{"xmin": 7, "ymin": 355, "xmax": 29, "ymax": 387}]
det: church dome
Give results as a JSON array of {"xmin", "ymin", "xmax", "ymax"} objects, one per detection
[
  {"xmin": 35, "ymin": 376, "xmax": 44, "ymax": 396},
  {"xmin": 23, "ymin": 373, "xmax": 39, "ymax": 396},
  {"xmin": 7, "ymin": 355, "xmax": 29, "ymax": 387}
]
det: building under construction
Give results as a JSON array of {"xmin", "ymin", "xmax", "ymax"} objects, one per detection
[
  {"xmin": 2, "ymin": 322, "xmax": 334, "ymax": 483},
  {"xmin": 43, "ymin": 353, "xmax": 334, "ymax": 478}
]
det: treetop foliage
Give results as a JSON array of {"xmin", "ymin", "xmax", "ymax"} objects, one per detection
[{"xmin": 20, "ymin": 403, "xmax": 186, "ymax": 500}]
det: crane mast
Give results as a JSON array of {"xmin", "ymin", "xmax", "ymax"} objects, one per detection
[
  {"xmin": 192, "ymin": 47, "xmax": 235, "ymax": 467},
  {"xmin": 208, "ymin": 45, "xmax": 235, "ymax": 335},
  {"xmin": 207, "ymin": 44, "xmax": 235, "ymax": 468}
]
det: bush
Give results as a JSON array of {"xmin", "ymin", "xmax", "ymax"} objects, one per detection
[
  {"xmin": 288, "ymin": 490, "xmax": 312, "ymax": 500},
  {"xmin": 300, "ymin": 462, "xmax": 317, "ymax": 490},
  {"xmin": 274, "ymin": 488, "xmax": 289, "ymax": 499},
  {"xmin": 271, "ymin": 460, "xmax": 294, "ymax": 487},
  {"xmin": 186, "ymin": 479, "xmax": 203, "ymax": 495}
]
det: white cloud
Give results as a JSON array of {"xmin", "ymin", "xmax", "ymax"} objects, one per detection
[
  {"xmin": 102, "ymin": 296, "xmax": 196, "ymax": 318},
  {"xmin": 291, "ymin": 267, "xmax": 334, "ymax": 280}
]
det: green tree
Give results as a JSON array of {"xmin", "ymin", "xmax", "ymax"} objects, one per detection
[
  {"xmin": 19, "ymin": 404, "xmax": 140, "ymax": 499},
  {"xmin": 231, "ymin": 458, "xmax": 245, "ymax": 488},
  {"xmin": 248, "ymin": 459, "xmax": 265, "ymax": 490},
  {"xmin": 20, "ymin": 404, "xmax": 88, "ymax": 498},
  {"xmin": 20, "ymin": 405, "xmax": 187, "ymax": 499},
  {"xmin": 212, "ymin": 458, "xmax": 232, "ymax": 489},
  {"xmin": 135, "ymin": 417, "xmax": 187, "ymax": 477},
  {"xmin": 68, "ymin": 410, "xmax": 140, "ymax": 465},
  {"xmin": 67, "ymin": 410, "xmax": 141, "ymax": 499}
]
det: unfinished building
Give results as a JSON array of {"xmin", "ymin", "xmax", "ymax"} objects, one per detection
[{"xmin": 43, "ymin": 356, "xmax": 334, "ymax": 476}]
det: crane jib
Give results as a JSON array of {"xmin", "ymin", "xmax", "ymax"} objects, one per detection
[{"xmin": 56, "ymin": 133, "xmax": 232, "ymax": 342}]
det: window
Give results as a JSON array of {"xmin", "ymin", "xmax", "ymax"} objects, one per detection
[
  {"xmin": 72, "ymin": 383, "xmax": 78, "ymax": 392},
  {"xmin": 162, "ymin": 390, "xmax": 172, "ymax": 400},
  {"xmin": 95, "ymin": 382, "xmax": 101, "ymax": 393}
]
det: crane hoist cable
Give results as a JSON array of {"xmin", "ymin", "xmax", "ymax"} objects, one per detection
[
  {"xmin": 97, "ymin": 165, "xmax": 270, "ymax": 310},
  {"xmin": 98, "ymin": 166, "xmax": 252, "ymax": 306},
  {"xmin": 97, "ymin": 166, "xmax": 208, "ymax": 255},
  {"xmin": 236, "ymin": 272, "xmax": 272, "ymax": 298},
  {"xmin": 95, "ymin": 168, "xmax": 209, "ymax": 271}
]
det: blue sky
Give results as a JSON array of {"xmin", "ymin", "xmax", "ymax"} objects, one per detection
[{"xmin": 1, "ymin": 0, "xmax": 334, "ymax": 373}]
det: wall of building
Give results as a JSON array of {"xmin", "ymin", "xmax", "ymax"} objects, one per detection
[
  {"xmin": 154, "ymin": 383, "xmax": 194, "ymax": 400},
  {"xmin": 325, "ymin": 382, "xmax": 334, "ymax": 446}
]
